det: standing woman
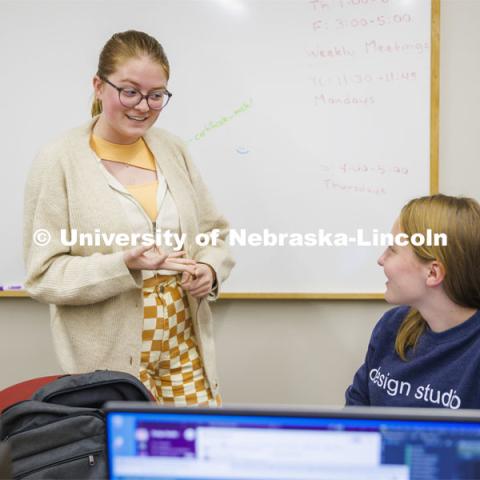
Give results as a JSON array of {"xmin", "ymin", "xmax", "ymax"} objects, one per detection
[
  {"xmin": 346, "ymin": 194, "xmax": 480, "ymax": 409},
  {"xmin": 24, "ymin": 30, "xmax": 234, "ymax": 406}
]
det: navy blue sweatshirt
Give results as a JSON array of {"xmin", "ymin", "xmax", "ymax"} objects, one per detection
[{"xmin": 345, "ymin": 306, "xmax": 480, "ymax": 410}]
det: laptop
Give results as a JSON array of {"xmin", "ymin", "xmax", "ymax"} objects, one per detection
[{"xmin": 105, "ymin": 403, "xmax": 480, "ymax": 480}]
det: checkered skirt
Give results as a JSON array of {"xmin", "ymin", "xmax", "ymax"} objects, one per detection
[{"xmin": 139, "ymin": 275, "xmax": 220, "ymax": 406}]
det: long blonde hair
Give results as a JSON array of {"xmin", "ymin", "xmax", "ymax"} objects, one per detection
[
  {"xmin": 91, "ymin": 30, "xmax": 170, "ymax": 117},
  {"xmin": 395, "ymin": 194, "xmax": 480, "ymax": 359}
]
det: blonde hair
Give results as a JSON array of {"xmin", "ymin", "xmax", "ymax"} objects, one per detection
[
  {"xmin": 395, "ymin": 194, "xmax": 480, "ymax": 359},
  {"xmin": 91, "ymin": 30, "xmax": 170, "ymax": 117}
]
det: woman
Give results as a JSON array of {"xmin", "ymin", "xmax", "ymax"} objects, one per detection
[
  {"xmin": 24, "ymin": 30, "xmax": 234, "ymax": 406},
  {"xmin": 346, "ymin": 194, "xmax": 480, "ymax": 409}
]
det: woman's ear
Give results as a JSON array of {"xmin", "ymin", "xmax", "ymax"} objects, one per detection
[
  {"xmin": 426, "ymin": 260, "xmax": 446, "ymax": 287},
  {"xmin": 92, "ymin": 75, "xmax": 103, "ymax": 99}
]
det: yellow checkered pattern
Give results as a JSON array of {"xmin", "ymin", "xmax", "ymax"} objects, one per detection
[{"xmin": 139, "ymin": 275, "xmax": 220, "ymax": 406}]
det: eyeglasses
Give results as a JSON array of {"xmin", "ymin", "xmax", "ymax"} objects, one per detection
[{"xmin": 100, "ymin": 76, "xmax": 172, "ymax": 111}]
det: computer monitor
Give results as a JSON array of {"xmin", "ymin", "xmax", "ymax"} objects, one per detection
[{"xmin": 105, "ymin": 403, "xmax": 480, "ymax": 480}]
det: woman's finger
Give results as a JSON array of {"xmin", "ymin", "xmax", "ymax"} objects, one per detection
[
  {"xmin": 132, "ymin": 243, "xmax": 155, "ymax": 257},
  {"xmin": 162, "ymin": 262, "xmax": 196, "ymax": 275},
  {"xmin": 189, "ymin": 287, "xmax": 209, "ymax": 298},
  {"xmin": 184, "ymin": 276, "xmax": 209, "ymax": 294},
  {"xmin": 189, "ymin": 278, "xmax": 209, "ymax": 292},
  {"xmin": 181, "ymin": 273, "xmax": 195, "ymax": 289},
  {"xmin": 167, "ymin": 250, "xmax": 186, "ymax": 258},
  {"xmin": 167, "ymin": 257, "xmax": 197, "ymax": 265}
]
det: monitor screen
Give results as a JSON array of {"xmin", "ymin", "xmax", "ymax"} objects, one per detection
[{"xmin": 105, "ymin": 405, "xmax": 480, "ymax": 480}]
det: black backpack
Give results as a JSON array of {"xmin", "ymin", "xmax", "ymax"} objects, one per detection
[{"xmin": 0, "ymin": 370, "xmax": 152, "ymax": 479}]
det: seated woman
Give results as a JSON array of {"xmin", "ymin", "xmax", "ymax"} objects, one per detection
[{"xmin": 346, "ymin": 194, "xmax": 480, "ymax": 410}]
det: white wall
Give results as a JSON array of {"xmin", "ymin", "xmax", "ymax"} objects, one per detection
[{"xmin": 1, "ymin": 0, "xmax": 479, "ymax": 405}]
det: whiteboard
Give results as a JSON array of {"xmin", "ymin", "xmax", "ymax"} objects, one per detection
[{"xmin": 0, "ymin": 0, "xmax": 437, "ymax": 296}]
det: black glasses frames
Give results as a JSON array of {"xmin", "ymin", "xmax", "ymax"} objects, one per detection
[{"xmin": 99, "ymin": 76, "xmax": 172, "ymax": 111}]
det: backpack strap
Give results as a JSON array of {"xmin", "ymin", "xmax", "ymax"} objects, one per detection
[{"xmin": 31, "ymin": 370, "xmax": 152, "ymax": 408}]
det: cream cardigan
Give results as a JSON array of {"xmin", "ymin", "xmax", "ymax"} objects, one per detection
[{"xmin": 23, "ymin": 117, "xmax": 235, "ymax": 396}]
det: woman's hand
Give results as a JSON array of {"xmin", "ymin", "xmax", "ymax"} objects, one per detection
[
  {"xmin": 181, "ymin": 263, "xmax": 216, "ymax": 299},
  {"xmin": 123, "ymin": 244, "xmax": 196, "ymax": 275}
]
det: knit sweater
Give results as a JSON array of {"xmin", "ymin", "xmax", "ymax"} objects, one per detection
[
  {"xmin": 23, "ymin": 117, "xmax": 235, "ymax": 396},
  {"xmin": 346, "ymin": 306, "xmax": 480, "ymax": 410}
]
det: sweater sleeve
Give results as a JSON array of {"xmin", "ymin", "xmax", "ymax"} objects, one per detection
[
  {"xmin": 177, "ymin": 142, "xmax": 235, "ymax": 301},
  {"xmin": 345, "ymin": 356, "xmax": 371, "ymax": 406},
  {"xmin": 344, "ymin": 317, "xmax": 385, "ymax": 406},
  {"xmin": 23, "ymin": 145, "xmax": 143, "ymax": 306}
]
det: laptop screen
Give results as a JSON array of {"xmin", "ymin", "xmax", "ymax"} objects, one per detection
[{"xmin": 105, "ymin": 404, "xmax": 480, "ymax": 480}]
